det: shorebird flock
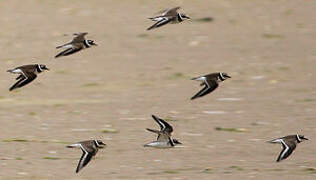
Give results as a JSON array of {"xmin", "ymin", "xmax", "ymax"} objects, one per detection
[{"xmin": 6, "ymin": 7, "xmax": 309, "ymax": 174}]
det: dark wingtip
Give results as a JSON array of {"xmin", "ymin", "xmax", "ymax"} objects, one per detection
[
  {"xmin": 147, "ymin": 25, "xmax": 156, "ymax": 31},
  {"xmin": 9, "ymin": 86, "xmax": 16, "ymax": 91},
  {"xmin": 151, "ymin": 114, "xmax": 156, "ymax": 118},
  {"xmin": 75, "ymin": 166, "xmax": 81, "ymax": 173}
]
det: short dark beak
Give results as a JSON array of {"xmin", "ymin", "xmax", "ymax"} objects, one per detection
[
  {"xmin": 226, "ymin": 75, "xmax": 231, "ymax": 78},
  {"xmin": 302, "ymin": 137, "xmax": 309, "ymax": 140},
  {"xmin": 100, "ymin": 144, "xmax": 106, "ymax": 148},
  {"xmin": 45, "ymin": 68, "xmax": 50, "ymax": 71},
  {"xmin": 93, "ymin": 43, "xmax": 98, "ymax": 46}
]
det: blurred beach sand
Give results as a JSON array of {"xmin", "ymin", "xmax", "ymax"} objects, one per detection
[{"xmin": 0, "ymin": 0, "xmax": 315, "ymax": 179}]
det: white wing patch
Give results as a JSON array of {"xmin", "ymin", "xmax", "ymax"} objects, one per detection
[
  {"xmin": 271, "ymin": 139, "xmax": 282, "ymax": 143},
  {"xmin": 11, "ymin": 69, "xmax": 23, "ymax": 74},
  {"xmin": 152, "ymin": 17, "xmax": 165, "ymax": 21},
  {"xmin": 195, "ymin": 76, "xmax": 206, "ymax": 82},
  {"xmin": 67, "ymin": 143, "xmax": 82, "ymax": 148},
  {"xmin": 62, "ymin": 44, "xmax": 73, "ymax": 49},
  {"xmin": 157, "ymin": 119, "xmax": 166, "ymax": 131}
]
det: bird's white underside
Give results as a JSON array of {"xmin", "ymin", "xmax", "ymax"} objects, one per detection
[{"xmin": 145, "ymin": 141, "xmax": 170, "ymax": 148}]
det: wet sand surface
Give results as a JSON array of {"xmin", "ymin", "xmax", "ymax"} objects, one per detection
[{"xmin": 0, "ymin": 0, "xmax": 315, "ymax": 179}]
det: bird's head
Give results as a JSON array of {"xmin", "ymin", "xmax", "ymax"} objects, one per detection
[
  {"xmin": 95, "ymin": 140, "xmax": 106, "ymax": 148},
  {"xmin": 38, "ymin": 64, "xmax": 49, "ymax": 72},
  {"xmin": 221, "ymin": 72, "xmax": 231, "ymax": 79},
  {"xmin": 180, "ymin": 13, "xmax": 190, "ymax": 20},
  {"xmin": 297, "ymin": 135, "xmax": 308, "ymax": 143},
  {"xmin": 87, "ymin": 40, "xmax": 97, "ymax": 46}
]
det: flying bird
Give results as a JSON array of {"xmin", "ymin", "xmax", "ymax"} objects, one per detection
[
  {"xmin": 268, "ymin": 134, "xmax": 308, "ymax": 162},
  {"xmin": 7, "ymin": 64, "xmax": 49, "ymax": 91},
  {"xmin": 144, "ymin": 115, "xmax": 182, "ymax": 148},
  {"xmin": 67, "ymin": 140, "xmax": 106, "ymax": 173},
  {"xmin": 147, "ymin": 7, "xmax": 190, "ymax": 30},
  {"xmin": 55, "ymin": 32, "xmax": 97, "ymax": 58},
  {"xmin": 191, "ymin": 72, "xmax": 231, "ymax": 100}
]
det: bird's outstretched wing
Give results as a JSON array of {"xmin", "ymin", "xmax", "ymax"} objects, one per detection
[
  {"xmin": 147, "ymin": 17, "xmax": 172, "ymax": 30},
  {"xmin": 9, "ymin": 73, "xmax": 37, "ymax": 91},
  {"xmin": 76, "ymin": 146, "xmax": 93, "ymax": 173},
  {"xmin": 147, "ymin": 128, "xmax": 169, "ymax": 141},
  {"xmin": 55, "ymin": 47, "xmax": 82, "ymax": 58},
  {"xmin": 164, "ymin": 6, "xmax": 181, "ymax": 16},
  {"xmin": 151, "ymin": 115, "xmax": 173, "ymax": 134},
  {"xmin": 276, "ymin": 140, "xmax": 296, "ymax": 162},
  {"xmin": 72, "ymin": 32, "xmax": 88, "ymax": 43},
  {"xmin": 191, "ymin": 79, "xmax": 218, "ymax": 100}
]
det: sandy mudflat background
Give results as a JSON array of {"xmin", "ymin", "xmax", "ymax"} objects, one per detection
[{"xmin": 0, "ymin": 0, "xmax": 315, "ymax": 179}]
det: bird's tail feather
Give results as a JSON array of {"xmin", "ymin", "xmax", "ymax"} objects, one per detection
[{"xmin": 66, "ymin": 144, "xmax": 80, "ymax": 148}]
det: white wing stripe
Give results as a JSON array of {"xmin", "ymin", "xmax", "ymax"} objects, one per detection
[
  {"xmin": 197, "ymin": 80, "xmax": 211, "ymax": 96},
  {"xmin": 157, "ymin": 118, "xmax": 166, "ymax": 130},
  {"xmin": 280, "ymin": 139, "xmax": 289, "ymax": 160}
]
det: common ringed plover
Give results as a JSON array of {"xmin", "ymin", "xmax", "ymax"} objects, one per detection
[
  {"xmin": 191, "ymin": 72, "xmax": 231, "ymax": 100},
  {"xmin": 55, "ymin": 32, "xmax": 97, "ymax": 58},
  {"xmin": 268, "ymin": 134, "xmax": 308, "ymax": 162},
  {"xmin": 144, "ymin": 115, "xmax": 182, "ymax": 148},
  {"xmin": 7, "ymin": 64, "xmax": 49, "ymax": 91},
  {"xmin": 147, "ymin": 7, "xmax": 190, "ymax": 30},
  {"xmin": 67, "ymin": 140, "xmax": 106, "ymax": 173}
]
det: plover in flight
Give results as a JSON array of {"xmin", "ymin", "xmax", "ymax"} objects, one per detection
[
  {"xmin": 268, "ymin": 134, "xmax": 308, "ymax": 162},
  {"xmin": 147, "ymin": 7, "xmax": 190, "ymax": 30},
  {"xmin": 55, "ymin": 32, "xmax": 97, "ymax": 58},
  {"xmin": 144, "ymin": 115, "xmax": 182, "ymax": 148},
  {"xmin": 191, "ymin": 72, "xmax": 231, "ymax": 100},
  {"xmin": 67, "ymin": 140, "xmax": 106, "ymax": 173},
  {"xmin": 7, "ymin": 64, "xmax": 49, "ymax": 91}
]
